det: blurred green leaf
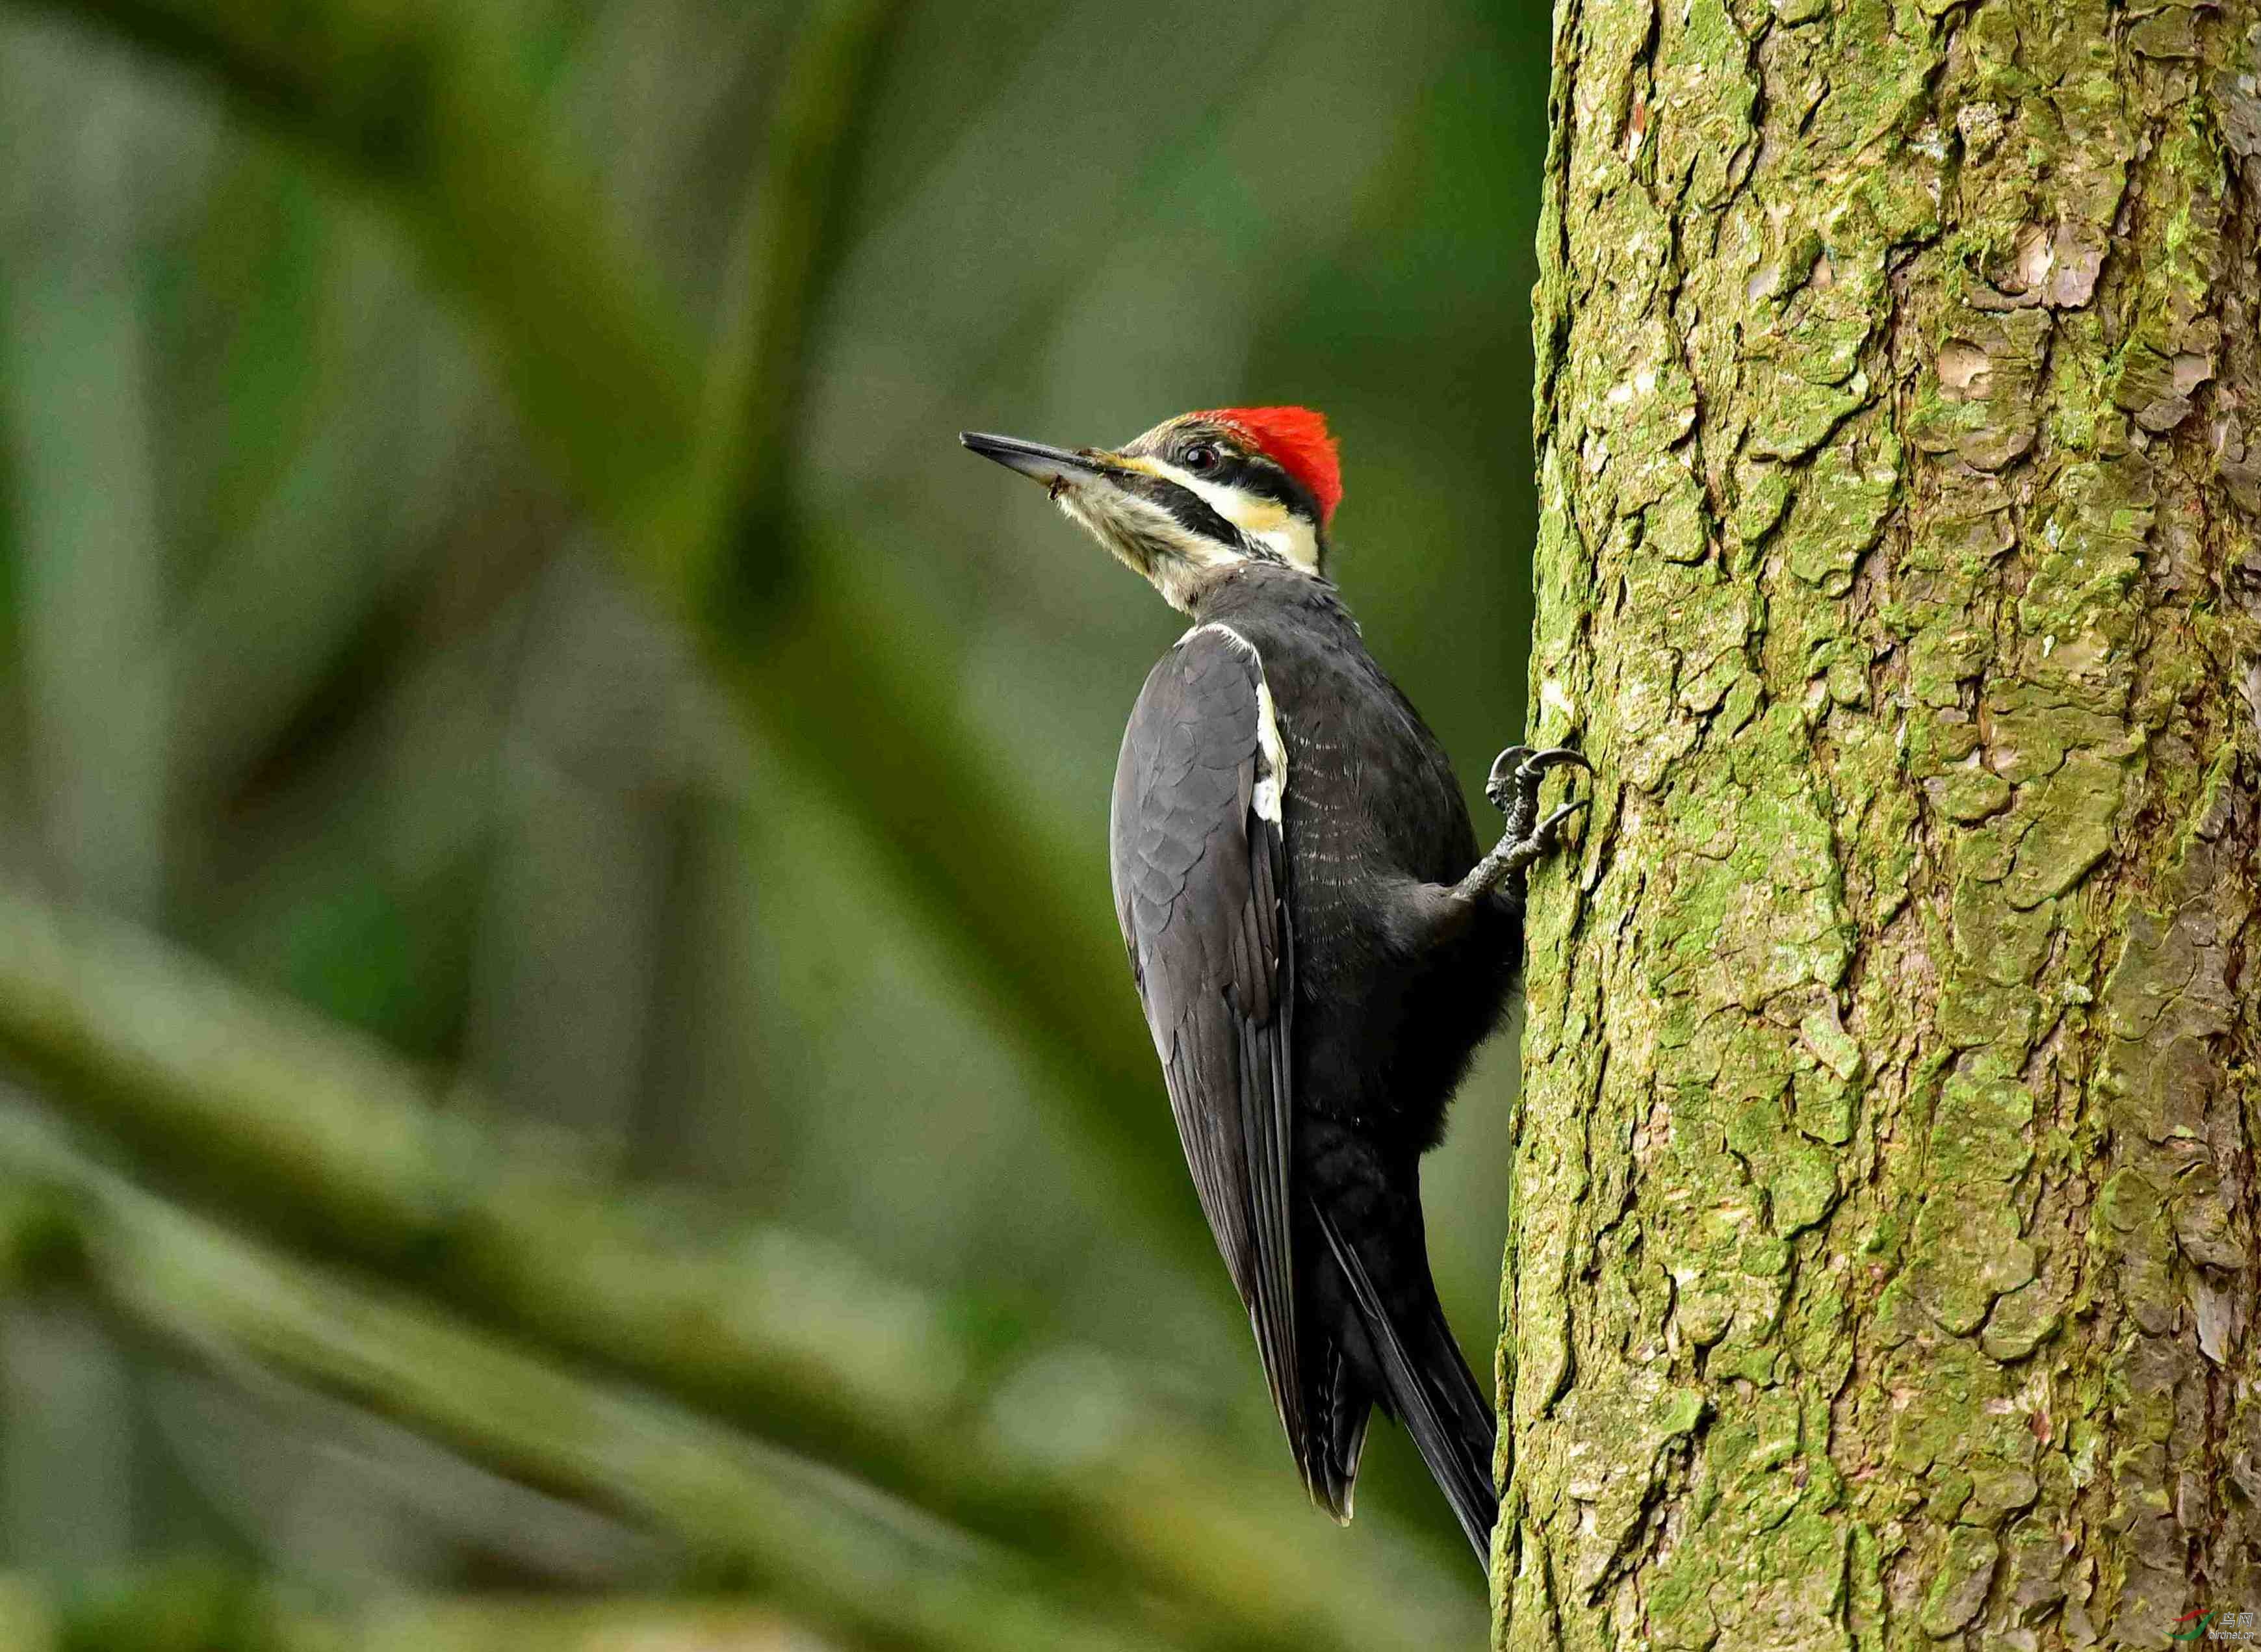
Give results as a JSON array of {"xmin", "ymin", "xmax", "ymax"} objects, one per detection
[
  {"xmin": 0, "ymin": 1109, "xmax": 1178, "ymax": 1652},
  {"xmin": 15, "ymin": 0, "xmax": 1219, "ymax": 1274},
  {"xmin": 0, "ymin": 0, "xmax": 1554, "ymax": 1616},
  {"xmin": 0, "ymin": 882, "xmax": 1480, "ymax": 1649}
]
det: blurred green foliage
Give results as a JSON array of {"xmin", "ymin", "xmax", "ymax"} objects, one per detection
[{"xmin": 0, "ymin": 0, "xmax": 1551, "ymax": 1644}]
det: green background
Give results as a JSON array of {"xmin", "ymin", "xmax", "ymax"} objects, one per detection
[{"xmin": 0, "ymin": 0, "xmax": 1552, "ymax": 1640}]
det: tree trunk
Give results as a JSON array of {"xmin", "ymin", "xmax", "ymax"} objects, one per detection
[{"xmin": 1503, "ymin": 1, "xmax": 2261, "ymax": 1647}]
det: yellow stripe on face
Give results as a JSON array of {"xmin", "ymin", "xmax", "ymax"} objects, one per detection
[{"xmin": 1139, "ymin": 458, "xmax": 1323, "ymax": 575}]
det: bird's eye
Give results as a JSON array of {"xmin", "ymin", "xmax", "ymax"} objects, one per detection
[{"xmin": 1182, "ymin": 444, "xmax": 1221, "ymax": 472}]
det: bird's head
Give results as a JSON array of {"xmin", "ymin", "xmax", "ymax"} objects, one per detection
[{"xmin": 961, "ymin": 407, "xmax": 1343, "ymax": 612}]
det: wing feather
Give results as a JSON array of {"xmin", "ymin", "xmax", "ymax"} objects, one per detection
[{"xmin": 1111, "ymin": 626, "xmax": 1303, "ymax": 1466}]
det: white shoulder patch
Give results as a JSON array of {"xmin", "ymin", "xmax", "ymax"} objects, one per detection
[{"xmin": 1184, "ymin": 623, "xmax": 1288, "ymax": 829}]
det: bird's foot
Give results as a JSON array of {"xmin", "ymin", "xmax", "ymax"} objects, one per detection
[
  {"xmin": 1496, "ymin": 794, "xmax": 1591, "ymax": 877},
  {"xmin": 1486, "ymin": 746, "xmax": 1592, "ymax": 838},
  {"xmin": 1455, "ymin": 747, "xmax": 1590, "ymax": 903}
]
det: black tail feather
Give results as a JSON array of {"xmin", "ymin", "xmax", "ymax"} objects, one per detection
[
  {"xmin": 1307, "ymin": 1341, "xmax": 1372, "ymax": 1521},
  {"xmin": 1313, "ymin": 1203, "xmax": 1498, "ymax": 1561}
]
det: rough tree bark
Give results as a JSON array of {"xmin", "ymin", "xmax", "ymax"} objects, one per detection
[{"xmin": 1503, "ymin": 1, "xmax": 2261, "ymax": 1647}]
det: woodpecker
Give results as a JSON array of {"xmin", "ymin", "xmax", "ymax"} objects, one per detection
[{"xmin": 960, "ymin": 407, "xmax": 1586, "ymax": 1563}]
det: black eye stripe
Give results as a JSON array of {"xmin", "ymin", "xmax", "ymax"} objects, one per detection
[
  {"xmin": 1154, "ymin": 480, "xmax": 1251, "ymax": 546},
  {"xmin": 1120, "ymin": 424, "xmax": 1322, "ymax": 543},
  {"xmin": 1131, "ymin": 474, "xmax": 1282, "ymax": 561},
  {"xmin": 1201, "ymin": 453, "xmax": 1318, "ymax": 521}
]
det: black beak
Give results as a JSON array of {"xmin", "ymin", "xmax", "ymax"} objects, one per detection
[{"xmin": 959, "ymin": 431, "xmax": 1117, "ymax": 490}]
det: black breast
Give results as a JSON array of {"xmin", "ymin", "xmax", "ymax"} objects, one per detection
[{"xmin": 1190, "ymin": 567, "xmax": 1512, "ymax": 1139}]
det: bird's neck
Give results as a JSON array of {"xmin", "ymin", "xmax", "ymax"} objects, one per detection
[{"xmin": 1183, "ymin": 561, "xmax": 1348, "ymax": 630}]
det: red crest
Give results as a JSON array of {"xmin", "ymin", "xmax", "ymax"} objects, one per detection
[{"xmin": 1200, "ymin": 406, "xmax": 1343, "ymax": 526}]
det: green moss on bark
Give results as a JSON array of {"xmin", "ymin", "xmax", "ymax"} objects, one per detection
[{"xmin": 1507, "ymin": 0, "xmax": 2261, "ymax": 1646}]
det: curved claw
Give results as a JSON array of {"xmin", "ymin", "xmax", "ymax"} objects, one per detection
[
  {"xmin": 1488, "ymin": 743, "xmax": 1592, "ymax": 818},
  {"xmin": 1490, "ymin": 794, "xmax": 1594, "ymax": 882},
  {"xmin": 1532, "ymin": 794, "xmax": 1592, "ymax": 845},
  {"xmin": 1518, "ymin": 745, "xmax": 1593, "ymax": 781},
  {"xmin": 1486, "ymin": 745, "xmax": 1534, "ymax": 794}
]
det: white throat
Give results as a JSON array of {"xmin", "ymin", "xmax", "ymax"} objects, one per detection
[{"xmin": 1055, "ymin": 486, "xmax": 1240, "ymax": 613}]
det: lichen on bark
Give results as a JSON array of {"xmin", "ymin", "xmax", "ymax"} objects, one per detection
[{"xmin": 1506, "ymin": 0, "xmax": 2261, "ymax": 1647}]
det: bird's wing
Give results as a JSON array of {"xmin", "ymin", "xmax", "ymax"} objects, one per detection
[{"xmin": 1110, "ymin": 623, "xmax": 1301, "ymax": 1456}]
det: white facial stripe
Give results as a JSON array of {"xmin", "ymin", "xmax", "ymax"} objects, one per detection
[
  {"xmin": 1144, "ymin": 459, "xmax": 1323, "ymax": 574},
  {"xmin": 1184, "ymin": 623, "xmax": 1288, "ymax": 827}
]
